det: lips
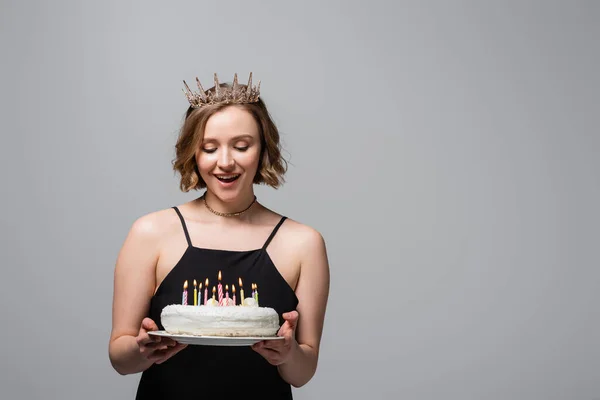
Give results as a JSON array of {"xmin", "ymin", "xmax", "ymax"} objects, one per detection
[{"xmin": 215, "ymin": 174, "xmax": 240, "ymax": 183}]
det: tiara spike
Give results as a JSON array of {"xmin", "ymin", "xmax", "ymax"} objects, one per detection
[
  {"xmin": 181, "ymin": 88, "xmax": 191, "ymax": 103},
  {"xmin": 182, "ymin": 80, "xmax": 193, "ymax": 96},
  {"xmin": 195, "ymin": 77, "xmax": 207, "ymax": 102},
  {"xmin": 232, "ymin": 73, "xmax": 239, "ymax": 97},
  {"xmin": 182, "ymin": 81, "xmax": 196, "ymax": 105},
  {"xmin": 214, "ymin": 73, "xmax": 220, "ymax": 98}
]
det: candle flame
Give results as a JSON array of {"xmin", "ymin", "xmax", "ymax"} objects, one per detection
[
  {"xmin": 205, "ymin": 278, "xmax": 209, "ymax": 286},
  {"xmin": 239, "ymin": 277, "xmax": 243, "ymax": 286},
  {"xmin": 199, "ymin": 282, "xmax": 202, "ymax": 290},
  {"xmin": 183, "ymin": 280, "xmax": 188, "ymax": 289},
  {"xmin": 193, "ymin": 279, "xmax": 197, "ymax": 286},
  {"xmin": 212, "ymin": 286, "xmax": 216, "ymax": 293},
  {"xmin": 218, "ymin": 270, "xmax": 222, "ymax": 281},
  {"xmin": 225, "ymin": 284, "xmax": 229, "ymax": 291},
  {"xmin": 232, "ymin": 284, "xmax": 236, "ymax": 293}
]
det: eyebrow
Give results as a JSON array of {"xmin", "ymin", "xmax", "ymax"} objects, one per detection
[{"xmin": 202, "ymin": 134, "xmax": 255, "ymax": 142}]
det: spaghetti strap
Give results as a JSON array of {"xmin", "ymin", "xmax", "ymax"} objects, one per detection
[
  {"xmin": 262, "ymin": 216, "xmax": 287, "ymax": 250},
  {"xmin": 172, "ymin": 206, "xmax": 192, "ymax": 247}
]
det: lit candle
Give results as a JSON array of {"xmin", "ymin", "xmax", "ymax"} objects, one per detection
[
  {"xmin": 232, "ymin": 284, "xmax": 236, "ymax": 306},
  {"xmin": 193, "ymin": 279, "xmax": 198, "ymax": 306},
  {"xmin": 197, "ymin": 282, "xmax": 202, "ymax": 306},
  {"xmin": 182, "ymin": 280, "xmax": 188, "ymax": 305},
  {"xmin": 212, "ymin": 286, "xmax": 216, "ymax": 300},
  {"xmin": 225, "ymin": 284, "xmax": 230, "ymax": 306},
  {"xmin": 217, "ymin": 271, "xmax": 224, "ymax": 305},
  {"xmin": 204, "ymin": 278, "xmax": 209, "ymax": 305},
  {"xmin": 255, "ymin": 283, "xmax": 259, "ymax": 306},
  {"xmin": 239, "ymin": 277, "xmax": 245, "ymax": 306}
]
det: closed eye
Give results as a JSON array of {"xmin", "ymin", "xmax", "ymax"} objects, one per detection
[
  {"xmin": 202, "ymin": 148, "xmax": 217, "ymax": 154},
  {"xmin": 235, "ymin": 146, "xmax": 249, "ymax": 152}
]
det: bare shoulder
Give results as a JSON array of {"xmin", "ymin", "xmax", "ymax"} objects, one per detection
[
  {"xmin": 283, "ymin": 218, "xmax": 325, "ymax": 245},
  {"xmin": 276, "ymin": 216, "xmax": 327, "ymax": 262},
  {"xmin": 126, "ymin": 207, "xmax": 180, "ymax": 244}
]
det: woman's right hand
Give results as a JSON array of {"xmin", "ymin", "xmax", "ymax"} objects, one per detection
[{"xmin": 135, "ymin": 318, "xmax": 187, "ymax": 364}]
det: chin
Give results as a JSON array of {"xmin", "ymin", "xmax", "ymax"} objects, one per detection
[{"xmin": 208, "ymin": 179, "xmax": 251, "ymax": 201}]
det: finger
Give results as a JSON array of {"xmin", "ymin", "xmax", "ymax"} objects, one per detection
[
  {"xmin": 145, "ymin": 340, "xmax": 175, "ymax": 350},
  {"xmin": 142, "ymin": 318, "xmax": 159, "ymax": 332},
  {"xmin": 153, "ymin": 343, "xmax": 187, "ymax": 364},
  {"xmin": 251, "ymin": 343, "xmax": 281, "ymax": 365},
  {"xmin": 282, "ymin": 311, "xmax": 299, "ymax": 330},
  {"xmin": 282, "ymin": 311, "xmax": 299, "ymax": 323},
  {"xmin": 261, "ymin": 340, "xmax": 284, "ymax": 351},
  {"xmin": 136, "ymin": 332, "xmax": 154, "ymax": 346},
  {"xmin": 153, "ymin": 337, "xmax": 177, "ymax": 347},
  {"xmin": 150, "ymin": 343, "xmax": 183, "ymax": 362},
  {"xmin": 277, "ymin": 324, "xmax": 291, "ymax": 336}
]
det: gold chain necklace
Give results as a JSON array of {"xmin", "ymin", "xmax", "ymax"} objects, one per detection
[{"xmin": 202, "ymin": 194, "xmax": 257, "ymax": 217}]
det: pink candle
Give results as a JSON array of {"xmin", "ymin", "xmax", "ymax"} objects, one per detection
[
  {"xmin": 232, "ymin": 284, "xmax": 236, "ymax": 306},
  {"xmin": 204, "ymin": 278, "xmax": 209, "ymax": 305},
  {"xmin": 217, "ymin": 271, "xmax": 224, "ymax": 305},
  {"xmin": 225, "ymin": 284, "xmax": 230, "ymax": 306}
]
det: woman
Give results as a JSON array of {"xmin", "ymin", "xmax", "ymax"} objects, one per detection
[{"xmin": 108, "ymin": 73, "xmax": 330, "ymax": 399}]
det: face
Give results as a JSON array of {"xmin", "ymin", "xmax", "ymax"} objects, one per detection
[{"xmin": 196, "ymin": 106, "xmax": 261, "ymax": 202}]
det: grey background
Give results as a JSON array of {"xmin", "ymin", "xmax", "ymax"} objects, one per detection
[{"xmin": 1, "ymin": 1, "xmax": 598, "ymax": 399}]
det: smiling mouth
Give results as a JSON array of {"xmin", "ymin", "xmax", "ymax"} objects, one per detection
[{"xmin": 215, "ymin": 174, "xmax": 240, "ymax": 183}]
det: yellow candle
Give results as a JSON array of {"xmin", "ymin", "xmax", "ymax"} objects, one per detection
[
  {"xmin": 239, "ymin": 277, "xmax": 245, "ymax": 306},
  {"xmin": 212, "ymin": 286, "xmax": 216, "ymax": 300},
  {"xmin": 193, "ymin": 279, "xmax": 197, "ymax": 306}
]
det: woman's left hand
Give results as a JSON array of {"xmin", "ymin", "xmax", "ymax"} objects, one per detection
[{"xmin": 252, "ymin": 310, "xmax": 299, "ymax": 366}]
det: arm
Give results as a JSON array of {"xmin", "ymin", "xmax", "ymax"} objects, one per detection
[
  {"xmin": 278, "ymin": 229, "xmax": 329, "ymax": 386},
  {"xmin": 275, "ymin": 228, "xmax": 330, "ymax": 387},
  {"xmin": 108, "ymin": 214, "xmax": 183, "ymax": 375}
]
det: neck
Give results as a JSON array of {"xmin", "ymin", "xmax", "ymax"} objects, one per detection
[{"xmin": 202, "ymin": 190, "xmax": 257, "ymax": 217}]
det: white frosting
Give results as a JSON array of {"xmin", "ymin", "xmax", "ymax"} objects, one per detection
[
  {"xmin": 161, "ymin": 304, "xmax": 280, "ymax": 337},
  {"xmin": 243, "ymin": 297, "xmax": 257, "ymax": 307},
  {"xmin": 205, "ymin": 298, "xmax": 219, "ymax": 307}
]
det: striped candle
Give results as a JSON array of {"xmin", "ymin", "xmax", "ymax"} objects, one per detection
[
  {"xmin": 182, "ymin": 280, "xmax": 188, "ymax": 305},
  {"xmin": 217, "ymin": 271, "xmax": 223, "ymax": 305},
  {"xmin": 204, "ymin": 278, "xmax": 209, "ymax": 305}
]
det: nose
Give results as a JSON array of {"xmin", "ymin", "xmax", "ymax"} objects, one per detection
[{"xmin": 217, "ymin": 149, "xmax": 235, "ymax": 169}]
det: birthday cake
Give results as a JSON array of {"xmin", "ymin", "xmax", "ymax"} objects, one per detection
[
  {"xmin": 160, "ymin": 274, "xmax": 279, "ymax": 337},
  {"xmin": 161, "ymin": 298, "xmax": 280, "ymax": 337}
]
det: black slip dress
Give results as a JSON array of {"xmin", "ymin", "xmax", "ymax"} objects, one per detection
[{"xmin": 135, "ymin": 206, "xmax": 299, "ymax": 399}]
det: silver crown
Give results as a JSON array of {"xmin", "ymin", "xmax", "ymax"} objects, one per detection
[{"xmin": 182, "ymin": 72, "xmax": 261, "ymax": 108}]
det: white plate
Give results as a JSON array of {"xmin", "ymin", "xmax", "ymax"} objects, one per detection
[{"xmin": 148, "ymin": 331, "xmax": 284, "ymax": 346}]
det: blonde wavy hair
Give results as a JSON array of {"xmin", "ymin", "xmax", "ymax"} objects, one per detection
[{"xmin": 172, "ymin": 83, "xmax": 287, "ymax": 192}]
